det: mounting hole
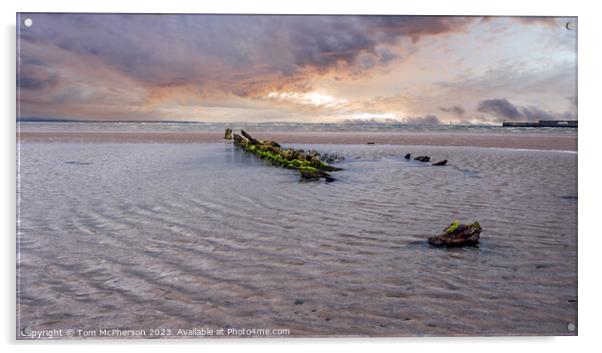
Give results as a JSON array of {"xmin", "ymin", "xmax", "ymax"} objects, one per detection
[
  {"xmin": 568, "ymin": 323, "xmax": 576, "ymax": 332},
  {"xmin": 23, "ymin": 18, "xmax": 33, "ymax": 27}
]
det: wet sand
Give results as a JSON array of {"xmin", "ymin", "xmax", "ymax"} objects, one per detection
[
  {"xmin": 18, "ymin": 131, "xmax": 577, "ymax": 151},
  {"xmin": 17, "ymin": 142, "xmax": 578, "ymax": 337}
]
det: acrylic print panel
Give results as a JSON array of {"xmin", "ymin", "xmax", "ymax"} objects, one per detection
[{"xmin": 16, "ymin": 13, "xmax": 577, "ymax": 339}]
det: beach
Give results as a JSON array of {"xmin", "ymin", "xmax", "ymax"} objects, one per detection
[
  {"xmin": 17, "ymin": 124, "xmax": 578, "ymax": 337},
  {"xmin": 18, "ymin": 130, "xmax": 577, "ymax": 151}
]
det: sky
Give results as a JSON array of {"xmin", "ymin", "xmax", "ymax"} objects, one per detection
[{"xmin": 17, "ymin": 14, "xmax": 577, "ymax": 125}]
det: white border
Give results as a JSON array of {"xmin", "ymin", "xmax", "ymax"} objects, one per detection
[{"xmin": 3, "ymin": 0, "xmax": 600, "ymax": 352}]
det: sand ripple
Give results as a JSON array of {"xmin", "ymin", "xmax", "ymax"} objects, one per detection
[{"xmin": 17, "ymin": 142, "xmax": 577, "ymax": 337}]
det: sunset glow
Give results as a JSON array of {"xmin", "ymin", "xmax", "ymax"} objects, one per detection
[{"xmin": 17, "ymin": 14, "xmax": 577, "ymax": 124}]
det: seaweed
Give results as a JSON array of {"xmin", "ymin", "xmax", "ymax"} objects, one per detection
[{"xmin": 445, "ymin": 221, "xmax": 461, "ymax": 234}]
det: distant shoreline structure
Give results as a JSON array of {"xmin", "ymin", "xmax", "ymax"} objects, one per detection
[{"xmin": 502, "ymin": 120, "xmax": 577, "ymax": 128}]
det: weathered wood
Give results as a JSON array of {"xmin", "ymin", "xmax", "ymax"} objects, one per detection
[
  {"xmin": 414, "ymin": 156, "xmax": 430, "ymax": 162},
  {"xmin": 232, "ymin": 130, "xmax": 342, "ymax": 182},
  {"xmin": 233, "ymin": 133, "xmax": 246, "ymax": 145},
  {"xmin": 240, "ymin": 129, "xmax": 261, "ymax": 145}
]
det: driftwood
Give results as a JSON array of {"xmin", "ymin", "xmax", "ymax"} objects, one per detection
[
  {"xmin": 428, "ymin": 221, "xmax": 482, "ymax": 247},
  {"xmin": 231, "ymin": 129, "xmax": 343, "ymax": 182}
]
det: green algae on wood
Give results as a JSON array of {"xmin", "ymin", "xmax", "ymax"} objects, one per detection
[
  {"xmin": 231, "ymin": 129, "xmax": 342, "ymax": 182},
  {"xmin": 445, "ymin": 221, "xmax": 461, "ymax": 234},
  {"xmin": 429, "ymin": 221, "xmax": 482, "ymax": 247}
]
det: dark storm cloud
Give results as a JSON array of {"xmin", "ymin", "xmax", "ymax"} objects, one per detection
[
  {"xmin": 439, "ymin": 105, "xmax": 465, "ymax": 116},
  {"xmin": 287, "ymin": 16, "xmax": 473, "ymax": 70},
  {"xmin": 18, "ymin": 14, "xmax": 475, "ymax": 98},
  {"xmin": 477, "ymin": 98, "xmax": 575, "ymax": 122},
  {"xmin": 477, "ymin": 98, "xmax": 522, "ymax": 120}
]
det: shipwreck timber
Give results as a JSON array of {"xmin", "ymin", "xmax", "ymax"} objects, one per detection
[{"xmin": 231, "ymin": 129, "xmax": 343, "ymax": 182}]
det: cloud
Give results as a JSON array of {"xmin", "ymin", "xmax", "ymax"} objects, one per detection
[
  {"xmin": 520, "ymin": 106, "xmax": 575, "ymax": 121},
  {"xmin": 17, "ymin": 14, "xmax": 576, "ymax": 123},
  {"xmin": 341, "ymin": 114, "xmax": 441, "ymax": 126},
  {"xmin": 477, "ymin": 98, "xmax": 522, "ymax": 120},
  {"xmin": 568, "ymin": 96, "xmax": 577, "ymax": 108},
  {"xmin": 438, "ymin": 61, "xmax": 575, "ymax": 100},
  {"xmin": 480, "ymin": 16, "xmax": 560, "ymax": 27},
  {"xmin": 401, "ymin": 115, "xmax": 442, "ymax": 125},
  {"xmin": 17, "ymin": 65, "xmax": 60, "ymax": 90},
  {"xmin": 439, "ymin": 105, "xmax": 465, "ymax": 116},
  {"xmin": 512, "ymin": 16, "xmax": 560, "ymax": 27},
  {"xmin": 18, "ymin": 15, "xmax": 475, "ymax": 100},
  {"xmin": 264, "ymin": 91, "xmax": 349, "ymax": 111},
  {"xmin": 477, "ymin": 98, "xmax": 575, "ymax": 122}
]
